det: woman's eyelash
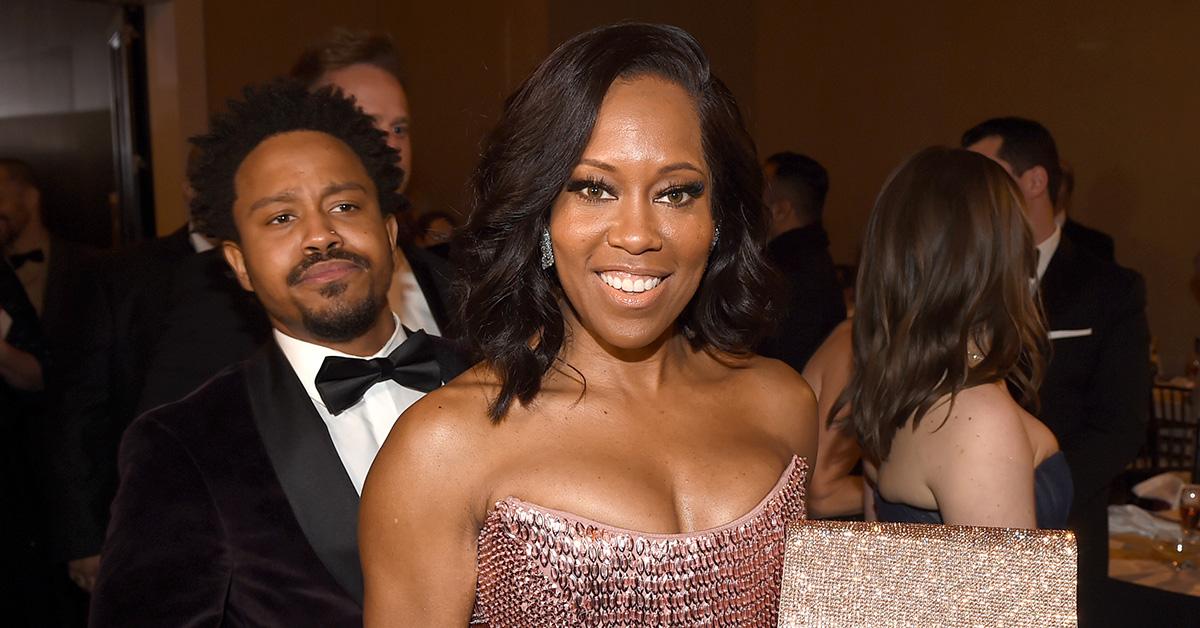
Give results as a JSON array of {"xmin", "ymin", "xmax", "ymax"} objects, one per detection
[
  {"xmin": 564, "ymin": 177, "xmax": 614, "ymax": 194},
  {"xmin": 661, "ymin": 182, "xmax": 705, "ymax": 198}
]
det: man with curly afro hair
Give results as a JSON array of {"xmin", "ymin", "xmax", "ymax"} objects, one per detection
[{"xmin": 90, "ymin": 80, "xmax": 468, "ymax": 628}]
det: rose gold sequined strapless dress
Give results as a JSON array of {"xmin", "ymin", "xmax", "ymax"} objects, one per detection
[{"xmin": 471, "ymin": 456, "xmax": 807, "ymax": 626}]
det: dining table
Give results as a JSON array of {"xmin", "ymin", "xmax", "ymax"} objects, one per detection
[{"xmin": 1103, "ymin": 475, "xmax": 1200, "ymax": 624}]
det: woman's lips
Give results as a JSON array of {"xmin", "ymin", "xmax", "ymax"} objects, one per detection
[
  {"xmin": 598, "ymin": 270, "xmax": 664, "ymax": 294},
  {"xmin": 595, "ymin": 270, "xmax": 669, "ymax": 307}
]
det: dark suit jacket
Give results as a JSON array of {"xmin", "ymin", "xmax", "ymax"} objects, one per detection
[
  {"xmin": 91, "ymin": 338, "xmax": 468, "ymax": 627},
  {"xmin": 758, "ymin": 223, "xmax": 846, "ymax": 372},
  {"xmin": 399, "ymin": 242, "xmax": 456, "ymax": 335},
  {"xmin": 1038, "ymin": 234, "xmax": 1150, "ymax": 608},
  {"xmin": 1, "ymin": 259, "xmax": 47, "ymax": 553},
  {"xmin": 1062, "ymin": 217, "xmax": 1115, "ymax": 263},
  {"xmin": 134, "ymin": 247, "xmax": 272, "ymax": 414},
  {"xmin": 42, "ymin": 228, "xmax": 215, "ymax": 561}
]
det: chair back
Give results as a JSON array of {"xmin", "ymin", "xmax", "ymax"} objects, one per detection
[
  {"xmin": 1147, "ymin": 382, "xmax": 1198, "ymax": 476},
  {"xmin": 778, "ymin": 520, "xmax": 1077, "ymax": 627}
]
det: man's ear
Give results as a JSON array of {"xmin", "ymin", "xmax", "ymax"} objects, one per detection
[
  {"xmin": 385, "ymin": 213, "xmax": 399, "ymax": 249},
  {"xmin": 1020, "ymin": 165, "xmax": 1049, "ymax": 200},
  {"xmin": 222, "ymin": 240, "xmax": 255, "ymax": 292}
]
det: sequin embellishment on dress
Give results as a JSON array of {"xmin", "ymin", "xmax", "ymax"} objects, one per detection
[{"xmin": 472, "ymin": 457, "xmax": 807, "ymax": 626}]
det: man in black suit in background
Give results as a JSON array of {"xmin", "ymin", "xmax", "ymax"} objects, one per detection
[
  {"xmin": 1, "ymin": 157, "xmax": 101, "ymax": 625},
  {"xmin": 757, "ymin": 152, "xmax": 845, "ymax": 373},
  {"xmin": 965, "ymin": 117, "xmax": 1150, "ymax": 626},
  {"xmin": 0, "ymin": 258, "xmax": 50, "ymax": 626},
  {"xmin": 39, "ymin": 146, "xmax": 271, "ymax": 596},
  {"xmin": 91, "ymin": 81, "xmax": 467, "ymax": 626}
]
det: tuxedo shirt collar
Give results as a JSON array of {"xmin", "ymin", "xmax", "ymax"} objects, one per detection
[
  {"xmin": 272, "ymin": 315, "xmax": 407, "ymax": 414},
  {"xmin": 1036, "ymin": 223, "xmax": 1062, "ymax": 281}
]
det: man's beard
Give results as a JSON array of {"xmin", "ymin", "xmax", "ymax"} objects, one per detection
[
  {"xmin": 299, "ymin": 289, "xmax": 385, "ymax": 343},
  {"xmin": 288, "ymin": 249, "xmax": 387, "ymax": 343}
]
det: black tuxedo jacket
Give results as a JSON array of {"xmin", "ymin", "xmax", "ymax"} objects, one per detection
[
  {"xmin": 91, "ymin": 338, "xmax": 468, "ymax": 627},
  {"xmin": 134, "ymin": 247, "xmax": 272, "ymax": 413},
  {"xmin": 1040, "ymin": 235, "xmax": 1150, "ymax": 507},
  {"xmin": 42, "ymin": 228, "xmax": 223, "ymax": 561},
  {"xmin": 400, "ymin": 242, "xmax": 456, "ymax": 335},
  {"xmin": 758, "ymin": 224, "xmax": 846, "ymax": 372},
  {"xmin": 1, "ymin": 259, "xmax": 47, "ymax": 556},
  {"xmin": 1062, "ymin": 217, "xmax": 1115, "ymax": 264},
  {"xmin": 1037, "ymin": 233, "xmax": 1150, "ymax": 609}
]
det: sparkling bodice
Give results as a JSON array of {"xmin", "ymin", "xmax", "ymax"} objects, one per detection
[{"xmin": 471, "ymin": 456, "xmax": 807, "ymax": 626}]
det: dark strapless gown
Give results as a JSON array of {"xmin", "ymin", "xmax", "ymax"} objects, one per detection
[{"xmin": 875, "ymin": 451, "xmax": 1073, "ymax": 529}]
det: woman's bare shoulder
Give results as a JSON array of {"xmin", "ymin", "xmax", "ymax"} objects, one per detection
[
  {"xmin": 917, "ymin": 383, "xmax": 1030, "ymax": 459},
  {"xmin": 730, "ymin": 353, "xmax": 816, "ymax": 407},
  {"xmin": 712, "ymin": 353, "xmax": 818, "ymax": 457}
]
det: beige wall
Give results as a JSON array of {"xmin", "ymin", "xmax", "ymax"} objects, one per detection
[
  {"xmin": 156, "ymin": 1, "xmax": 1198, "ymax": 373},
  {"xmin": 146, "ymin": 0, "xmax": 209, "ymax": 235},
  {"xmin": 752, "ymin": 1, "xmax": 1200, "ymax": 374},
  {"xmin": 198, "ymin": 0, "xmax": 548, "ymax": 219}
]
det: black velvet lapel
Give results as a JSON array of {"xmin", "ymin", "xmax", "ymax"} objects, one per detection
[{"xmin": 244, "ymin": 343, "xmax": 365, "ymax": 605}]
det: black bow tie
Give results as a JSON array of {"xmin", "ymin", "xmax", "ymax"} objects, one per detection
[
  {"xmin": 8, "ymin": 249, "xmax": 44, "ymax": 270},
  {"xmin": 314, "ymin": 329, "xmax": 443, "ymax": 416}
]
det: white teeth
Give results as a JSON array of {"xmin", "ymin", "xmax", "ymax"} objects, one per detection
[{"xmin": 599, "ymin": 272, "xmax": 663, "ymax": 294}]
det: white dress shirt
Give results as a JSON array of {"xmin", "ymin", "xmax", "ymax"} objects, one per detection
[
  {"xmin": 392, "ymin": 249, "xmax": 441, "ymax": 336},
  {"xmin": 273, "ymin": 316, "xmax": 427, "ymax": 494}
]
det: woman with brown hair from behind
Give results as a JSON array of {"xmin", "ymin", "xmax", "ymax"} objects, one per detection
[{"xmin": 835, "ymin": 146, "xmax": 1071, "ymax": 528}]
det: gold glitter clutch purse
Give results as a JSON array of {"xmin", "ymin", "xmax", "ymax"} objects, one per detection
[{"xmin": 778, "ymin": 520, "xmax": 1077, "ymax": 627}]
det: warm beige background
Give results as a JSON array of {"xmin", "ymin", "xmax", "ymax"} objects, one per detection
[{"xmin": 148, "ymin": 0, "xmax": 1200, "ymax": 374}]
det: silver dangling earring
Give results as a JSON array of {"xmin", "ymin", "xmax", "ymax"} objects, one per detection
[
  {"xmin": 540, "ymin": 228, "xmax": 555, "ymax": 269},
  {"xmin": 710, "ymin": 226, "xmax": 720, "ymax": 252}
]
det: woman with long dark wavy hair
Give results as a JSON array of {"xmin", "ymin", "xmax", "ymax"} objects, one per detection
[
  {"xmin": 835, "ymin": 147, "xmax": 1071, "ymax": 529},
  {"xmin": 359, "ymin": 23, "xmax": 817, "ymax": 625}
]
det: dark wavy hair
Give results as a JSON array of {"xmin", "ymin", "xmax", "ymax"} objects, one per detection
[
  {"xmin": 189, "ymin": 79, "xmax": 404, "ymax": 242},
  {"xmin": 833, "ymin": 147, "xmax": 1048, "ymax": 462},
  {"xmin": 457, "ymin": 22, "xmax": 778, "ymax": 421}
]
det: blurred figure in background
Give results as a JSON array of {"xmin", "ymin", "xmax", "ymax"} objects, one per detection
[
  {"xmin": 802, "ymin": 319, "xmax": 863, "ymax": 518},
  {"xmin": 42, "ymin": 147, "xmax": 271, "ymax": 603},
  {"xmin": 1, "ymin": 256, "xmax": 50, "ymax": 626},
  {"xmin": 1, "ymin": 157, "xmax": 98, "ymax": 626},
  {"xmin": 758, "ymin": 152, "xmax": 845, "ymax": 372},
  {"xmin": 415, "ymin": 210, "xmax": 456, "ymax": 259},
  {"xmin": 293, "ymin": 29, "xmax": 455, "ymax": 336}
]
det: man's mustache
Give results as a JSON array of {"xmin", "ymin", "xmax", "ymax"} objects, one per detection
[{"xmin": 286, "ymin": 249, "xmax": 371, "ymax": 286}]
